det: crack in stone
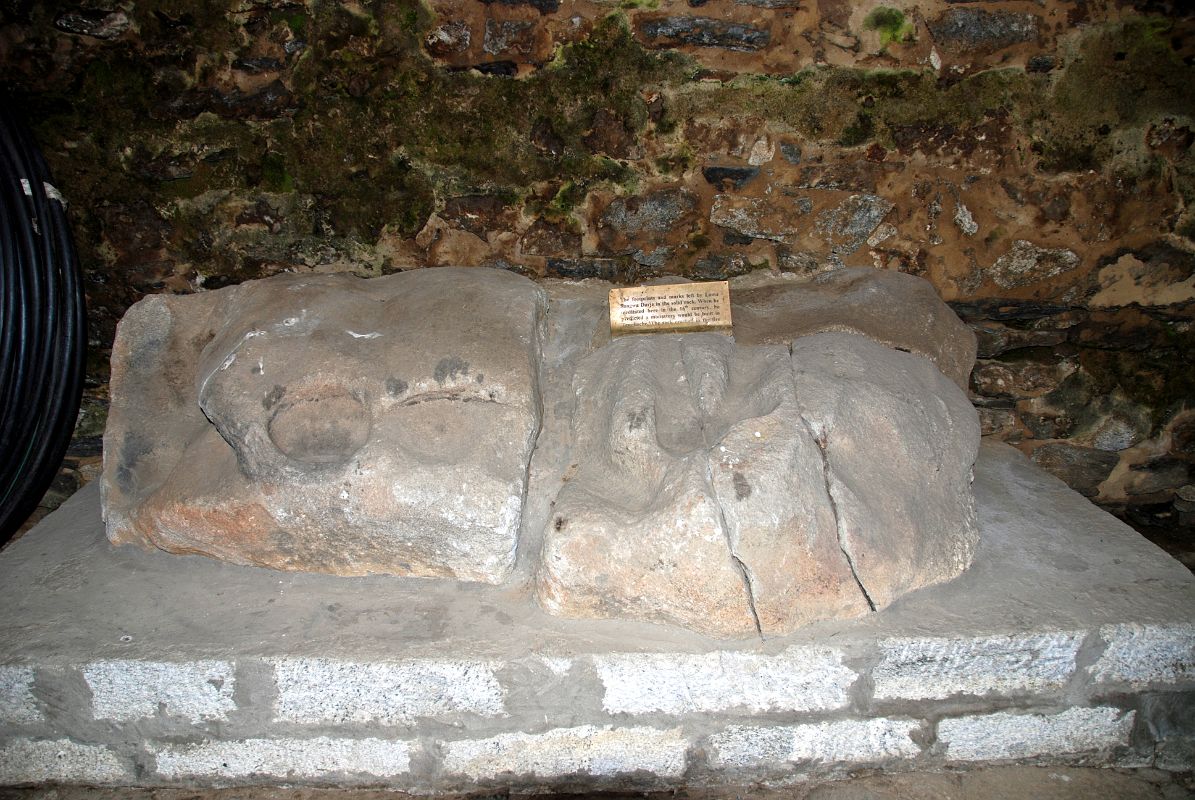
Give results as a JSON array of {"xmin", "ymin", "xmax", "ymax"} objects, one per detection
[
  {"xmin": 397, "ymin": 389, "xmax": 504, "ymax": 407},
  {"xmin": 681, "ymin": 341, "xmax": 763, "ymax": 640},
  {"xmin": 789, "ymin": 339, "xmax": 874, "ymax": 612},
  {"xmin": 510, "ymin": 305, "xmax": 549, "ymax": 579},
  {"xmin": 801, "ymin": 414, "xmax": 876, "ymax": 614},
  {"xmin": 705, "ymin": 456, "xmax": 765, "ymax": 640},
  {"xmin": 731, "ymin": 552, "xmax": 764, "ymax": 639}
]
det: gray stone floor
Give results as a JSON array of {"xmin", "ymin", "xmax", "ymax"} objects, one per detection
[{"xmin": 0, "ymin": 767, "xmax": 1192, "ymax": 799}]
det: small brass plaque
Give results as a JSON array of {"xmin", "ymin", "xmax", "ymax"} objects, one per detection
[{"xmin": 609, "ymin": 281, "xmax": 732, "ymax": 334}]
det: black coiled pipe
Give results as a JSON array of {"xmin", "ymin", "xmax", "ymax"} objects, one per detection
[{"xmin": 0, "ymin": 104, "xmax": 86, "ymax": 543}]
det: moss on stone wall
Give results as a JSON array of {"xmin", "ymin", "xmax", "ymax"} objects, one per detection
[
  {"xmin": 10, "ymin": 6, "xmax": 1192, "ymax": 279},
  {"xmin": 673, "ymin": 66, "xmax": 1039, "ymax": 149},
  {"xmin": 864, "ymin": 7, "xmax": 914, "ymax": 50},
  {"xmin": 4, "ymin": 7, "xmax": 1190, "ymax": 344},
  {"xmin": 1034, "ymin": 18, "xmax": 1195, "ymax": 174}
]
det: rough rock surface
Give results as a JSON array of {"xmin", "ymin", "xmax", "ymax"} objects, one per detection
[
  {"xmin": 538, "ymin": 324, "xmax": 980, "ymax": 638},
  {"xmin": 536, "ymin": 335, "xmax": 862, "ymax": 638},
  {"xmin": 1030, "ymin": 443, "xmax": 1120, "ymax": 498},
  {"xmin": 103, "ymin": 268, "xmax": 545, "ymax": 582},
  {"xmin": 990, "ymin": 240, "xmax": 1082, "ymax": 290},
  {"xmin": 636, "ymin": 17, "xmax": 771, "ymax": 52},
  {"xmin": 710, "ymin": 195, "xmax": 803, "ymax": 243},
  {"xmin": 791, "ymin": 333, "xmax": 981, "ymax": 610},
  {"xmin": 731, "ymin": 268, "xmax": 978, "ymax": 390},
  {"xmin": 927, "ymin": 9, "xmax": 1040, "ymax": 54},
  {"xmin": 104, "ymin": 265, "xmax": 982, "ymax": 635}
]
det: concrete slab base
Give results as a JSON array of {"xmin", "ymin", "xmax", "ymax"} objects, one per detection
[{"xmin": 1, "ymin": 442, "xmax": 1193, "ymax": 790}]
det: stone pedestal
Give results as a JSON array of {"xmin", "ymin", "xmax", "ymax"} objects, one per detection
[{"xmin": 2, "ymin": 442, "xmax": 1193, "ymax": 789}]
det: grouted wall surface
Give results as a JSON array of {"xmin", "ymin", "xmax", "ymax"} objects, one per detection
[{"xmin": 1, "ymin": 2, "xmax": 1194, "ymax": 549}]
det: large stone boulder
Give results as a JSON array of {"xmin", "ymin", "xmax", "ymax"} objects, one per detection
[
  {"xmin": 791, "ymin": 332, "xmax": 981, "ymax": 610},
  {"xmin": 103, "ymin": 267, "xmax": 545, "ymax": 582},
  {"xmin": 103, "ymin": 264, "xmax": 981, "ymax": 638},
  {"xmin": 536, "ymin": 334, "xmax": 865, "ymax": 638},
  {"xmin": 731, "ymin": 267, "xmax": 978, "ymax": 391},
  {"xmin": 537, "ymin": 328, "xmax": 980, "ymax": 638}
]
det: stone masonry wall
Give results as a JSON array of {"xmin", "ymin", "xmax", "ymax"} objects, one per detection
[
  {"xmin": 0, "ymin": 0, "xmax": 1193, "ymax": 552},
  {"xmin": 2, "ymin": 624, "xmax": 1194, "ymax": 786}
]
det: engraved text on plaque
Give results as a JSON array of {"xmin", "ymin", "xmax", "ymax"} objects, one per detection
[{"xmin": 608, "ymin": 281, "xmax": 732, "ymax": 334}]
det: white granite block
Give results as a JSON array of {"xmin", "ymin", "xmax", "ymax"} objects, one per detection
[
  {"xmin": 595, "ymin": 646, "xmax": 855, "ymax": 715},
  {"xmin": 0, "ymin": 666, "xmax": 41, "ymax": 724},
  {"xmin": 271, "ymin": 658, "xmax": 504, "ymax": 725},
  {"xmin": 83, "ymin": 660, "xmax": 235, "ymax": 723},
  {"xmin": 1090, "ymin": 623, "xmax": 1195, "ymax": 687},
  {"xmin": 151, "ymin": 736, "xmax": 412, "ymax": 780},
  {"xmin": 939, "ymin": 706, "xmax": 1134, "ymax": 761},
  {"xmin": 0, "ymin": 738, "xmax": 131, "ymax": 784},
  {"xmin": 872, "ymin": 632, "xmax": 1084, "ymax": 700},
  {"xmin": 441, "ymin": 725, "xmax": 688, "ymax": 779},
  {"xmin": 709, "ymin": 718, "xmax": 921, "ymax": 767}
]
